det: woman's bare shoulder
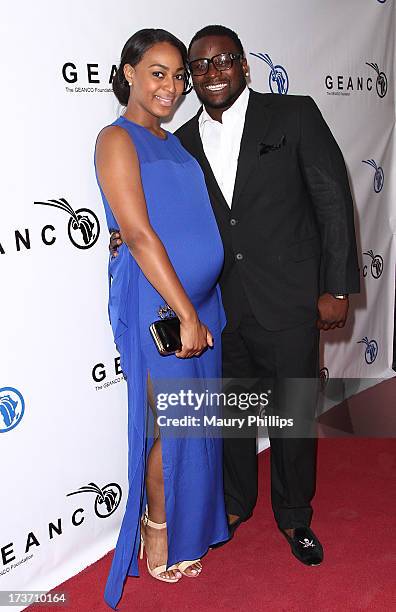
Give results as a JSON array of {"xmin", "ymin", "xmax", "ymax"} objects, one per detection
[
  {"xmin": 96, "ymin": 124, "xmax": 132, "ymax": 150},
  {"xmin": 95, "ymin": 124, "xmax": 138, "ymax": 171}
]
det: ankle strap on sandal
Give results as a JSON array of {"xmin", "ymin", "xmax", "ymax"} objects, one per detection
[{"xmin": 142, "ymin": 511, "xmax": 166, "ymax": 529}]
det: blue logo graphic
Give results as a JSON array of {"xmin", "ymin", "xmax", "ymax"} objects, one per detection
[
  {"xmin": 363, "ymin": 250, "xmax": 384, "ymax": 279},
  {"xmin": 377, "ymin": 1, "xmax": 387, "ymax": 4},
  {"xmin": 366, "ymin": 62, "xmax": 387, "ymax": 98},
  {"xmin": 362, "ymin": 159, "xmax": 384, "ymax": 193},
  {"xmin": 250, "ymin": 53, "xmax": 289, "ymax": 94},
  {"xmin": 357, "ymin": 337, "xmax": 378, "ymax": 364},
  {"xmin": 0, "ymin": 387, "xmax": 25, "ymax": 432}
]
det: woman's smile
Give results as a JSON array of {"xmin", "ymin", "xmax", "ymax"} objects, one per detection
[{"xmin": 154, "ymin": 94, "xmax": 175, "ymax": 106}]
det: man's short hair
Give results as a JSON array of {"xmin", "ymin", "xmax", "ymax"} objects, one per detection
[{"xmin": 188, "ymin": 25, "xmax": 244, "ymax": 57}]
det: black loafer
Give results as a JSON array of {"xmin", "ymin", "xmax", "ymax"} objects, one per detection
[
  {"xmin": 228, "ymin": 517, "xmax": 243, "ymax": 538},
  {"xmin": 279, "ymin": 526, "xmax": 324, "ymax": 566},
  {"xmin": 210, "ymin": 513, "xmax": 251, "ymax": 550},
  {"xmin": 210, "ymin": 519, "xmax": 242, "ymax": 550}
]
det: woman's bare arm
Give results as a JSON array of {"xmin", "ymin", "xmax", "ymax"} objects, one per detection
[{"xmin": 95, "ymin": 126, "xmax": 212, "ymax": 358}]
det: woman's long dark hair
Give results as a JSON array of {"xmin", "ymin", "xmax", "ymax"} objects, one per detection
[{"xmin": 113, "ymin": 28, "xmax": 191, "ymax": 106}]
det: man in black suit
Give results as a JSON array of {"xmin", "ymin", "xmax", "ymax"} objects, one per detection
[{"xmin": 111, "ymin": 25, "xmax": 360, "ymax": 565}]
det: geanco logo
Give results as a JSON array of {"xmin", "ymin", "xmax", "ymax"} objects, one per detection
[
  {"xmin": 366, "ymin": 62, "xmax": 387, "ymax": 98},
  {"xmin": 325, "ymin": 62, "xmax": 387, "ymax": 98},
  {"xmin": 0, "ymin": 388, "xmax": 25, "ymax": 433},
  {"xmin": 250, "ymin": 53, "xmax": 289, "ymax": 94},
  {"xmin": 62, "ymin": 62, "xmax": 117, "ymax": 94},
  {"xmin": 92, "ymin": 356, "xmax": 125, "ymax": 391},
  {"xmin": 357, "ymin": 337, "xmax": 378, "ymax": 364},
  {"xmin": 362, "ymin": 159, "xmax": 384, "ymax": 192},
  {"xmin": 363, "ymin": 250, "xmax": 384, "ymax": 279},
  {"xmin": 67, "ymin": 482, "xmax": 122, "ymax": 518},
  {"xmin": 1, "ymin": 481, "xmax": 122, "ymax": 572},
  {"xmin": 0, "ymin": 199, "xmax": 101, "ymax": 255},
  {"xmin": 34, "ymin": 198, "xmax": 100, "ymax": 249}
]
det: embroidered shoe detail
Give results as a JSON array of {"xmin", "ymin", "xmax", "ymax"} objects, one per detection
[{"xmin": 299, "ymin": 538, "xmax": 316, "ymax": 548}]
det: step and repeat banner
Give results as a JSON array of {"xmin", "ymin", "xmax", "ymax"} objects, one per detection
[{"xmin": 1, "ymin": 0, "xmax": 394, "ymax": 606}]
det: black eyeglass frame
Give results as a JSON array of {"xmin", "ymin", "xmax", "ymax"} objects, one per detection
[{"xmin": 188, "ymin": 52, "xmax": 244, "ymax": 76}]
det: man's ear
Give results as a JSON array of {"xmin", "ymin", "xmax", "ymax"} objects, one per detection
[{"xmin": 242, "ymin": 57, "xmax": 249, "ymax": 77}]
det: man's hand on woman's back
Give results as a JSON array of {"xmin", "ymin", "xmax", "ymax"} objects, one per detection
[{"xmin": 109, "ymin": 230, "xmax": 123, "ymax": 257}]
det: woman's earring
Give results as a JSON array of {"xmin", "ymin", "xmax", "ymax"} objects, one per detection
[{"xmin": 245, "ymin": 72, "xmax": 249, "ymax": 77}]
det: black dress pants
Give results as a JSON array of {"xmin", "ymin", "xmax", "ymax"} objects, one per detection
[{"xmin": 221, "ymin": 302, "xmax": 319, "ymax": 529}]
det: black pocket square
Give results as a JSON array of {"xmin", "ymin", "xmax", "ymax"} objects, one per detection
[{"xmin": 258, "ymin": 135, "xmax": 286, "ymax": 156}]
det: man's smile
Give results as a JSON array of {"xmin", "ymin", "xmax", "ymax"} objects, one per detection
[{"xmin": 203, "ymin": 81, "xmax": 229, "ymax": 93}]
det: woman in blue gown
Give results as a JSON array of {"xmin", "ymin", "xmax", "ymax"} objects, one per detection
[{"xmin": 94, "ymin": 29, "xmax": 229, "ymax": 609}]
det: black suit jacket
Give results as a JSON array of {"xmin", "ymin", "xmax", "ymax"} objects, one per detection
[{"xmin": 175, "ymin": 89, "xmax": 360, "ymax": 331}]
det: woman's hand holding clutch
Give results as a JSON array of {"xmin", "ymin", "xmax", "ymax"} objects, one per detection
[{"xmin": 176, "ymin": 316, "xmax": 213, "ymax": 359}]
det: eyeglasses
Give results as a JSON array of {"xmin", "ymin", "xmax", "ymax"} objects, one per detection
[{"xmin": 188, "ymin": 52, "xmax": 244, "ymax": 76}]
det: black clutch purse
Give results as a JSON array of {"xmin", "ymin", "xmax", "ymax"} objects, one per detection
[{"xmin": 149, "ymin": 305, "xmax": 182, "ymax": 356}]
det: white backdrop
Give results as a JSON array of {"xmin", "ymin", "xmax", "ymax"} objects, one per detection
[{"xmin": 1, "ymin": 1, "xmax": 394, "ymax": 607}]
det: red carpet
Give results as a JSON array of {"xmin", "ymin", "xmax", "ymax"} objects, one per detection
[{"xmin": 28, "ymin": 435, "xmax": 396, "ymax": 611}]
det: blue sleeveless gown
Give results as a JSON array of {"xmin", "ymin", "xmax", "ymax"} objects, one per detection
[{"xmin": 94, "ymin": 116, "xmax": 229, "ymax": 610}]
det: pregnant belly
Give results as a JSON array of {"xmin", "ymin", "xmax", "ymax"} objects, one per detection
[
  {"xmin": 136, "ymin": 226, "xmax": 224, "ymax": 334},
  {"xmin": 150, "ymin": 211, "xmax": 224, "ymax": 300},
  {"xmin": 164, "ymin": 237, "xmax": 223, "ymax": 299},
  {"xmin": 141, "ymin": 237, "xmax": 223, "ymax": 308}
]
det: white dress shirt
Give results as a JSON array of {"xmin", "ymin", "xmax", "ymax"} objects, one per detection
[{"xmin": 199, "ymin": 86, "xmax": 250, "ymax": 207}]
